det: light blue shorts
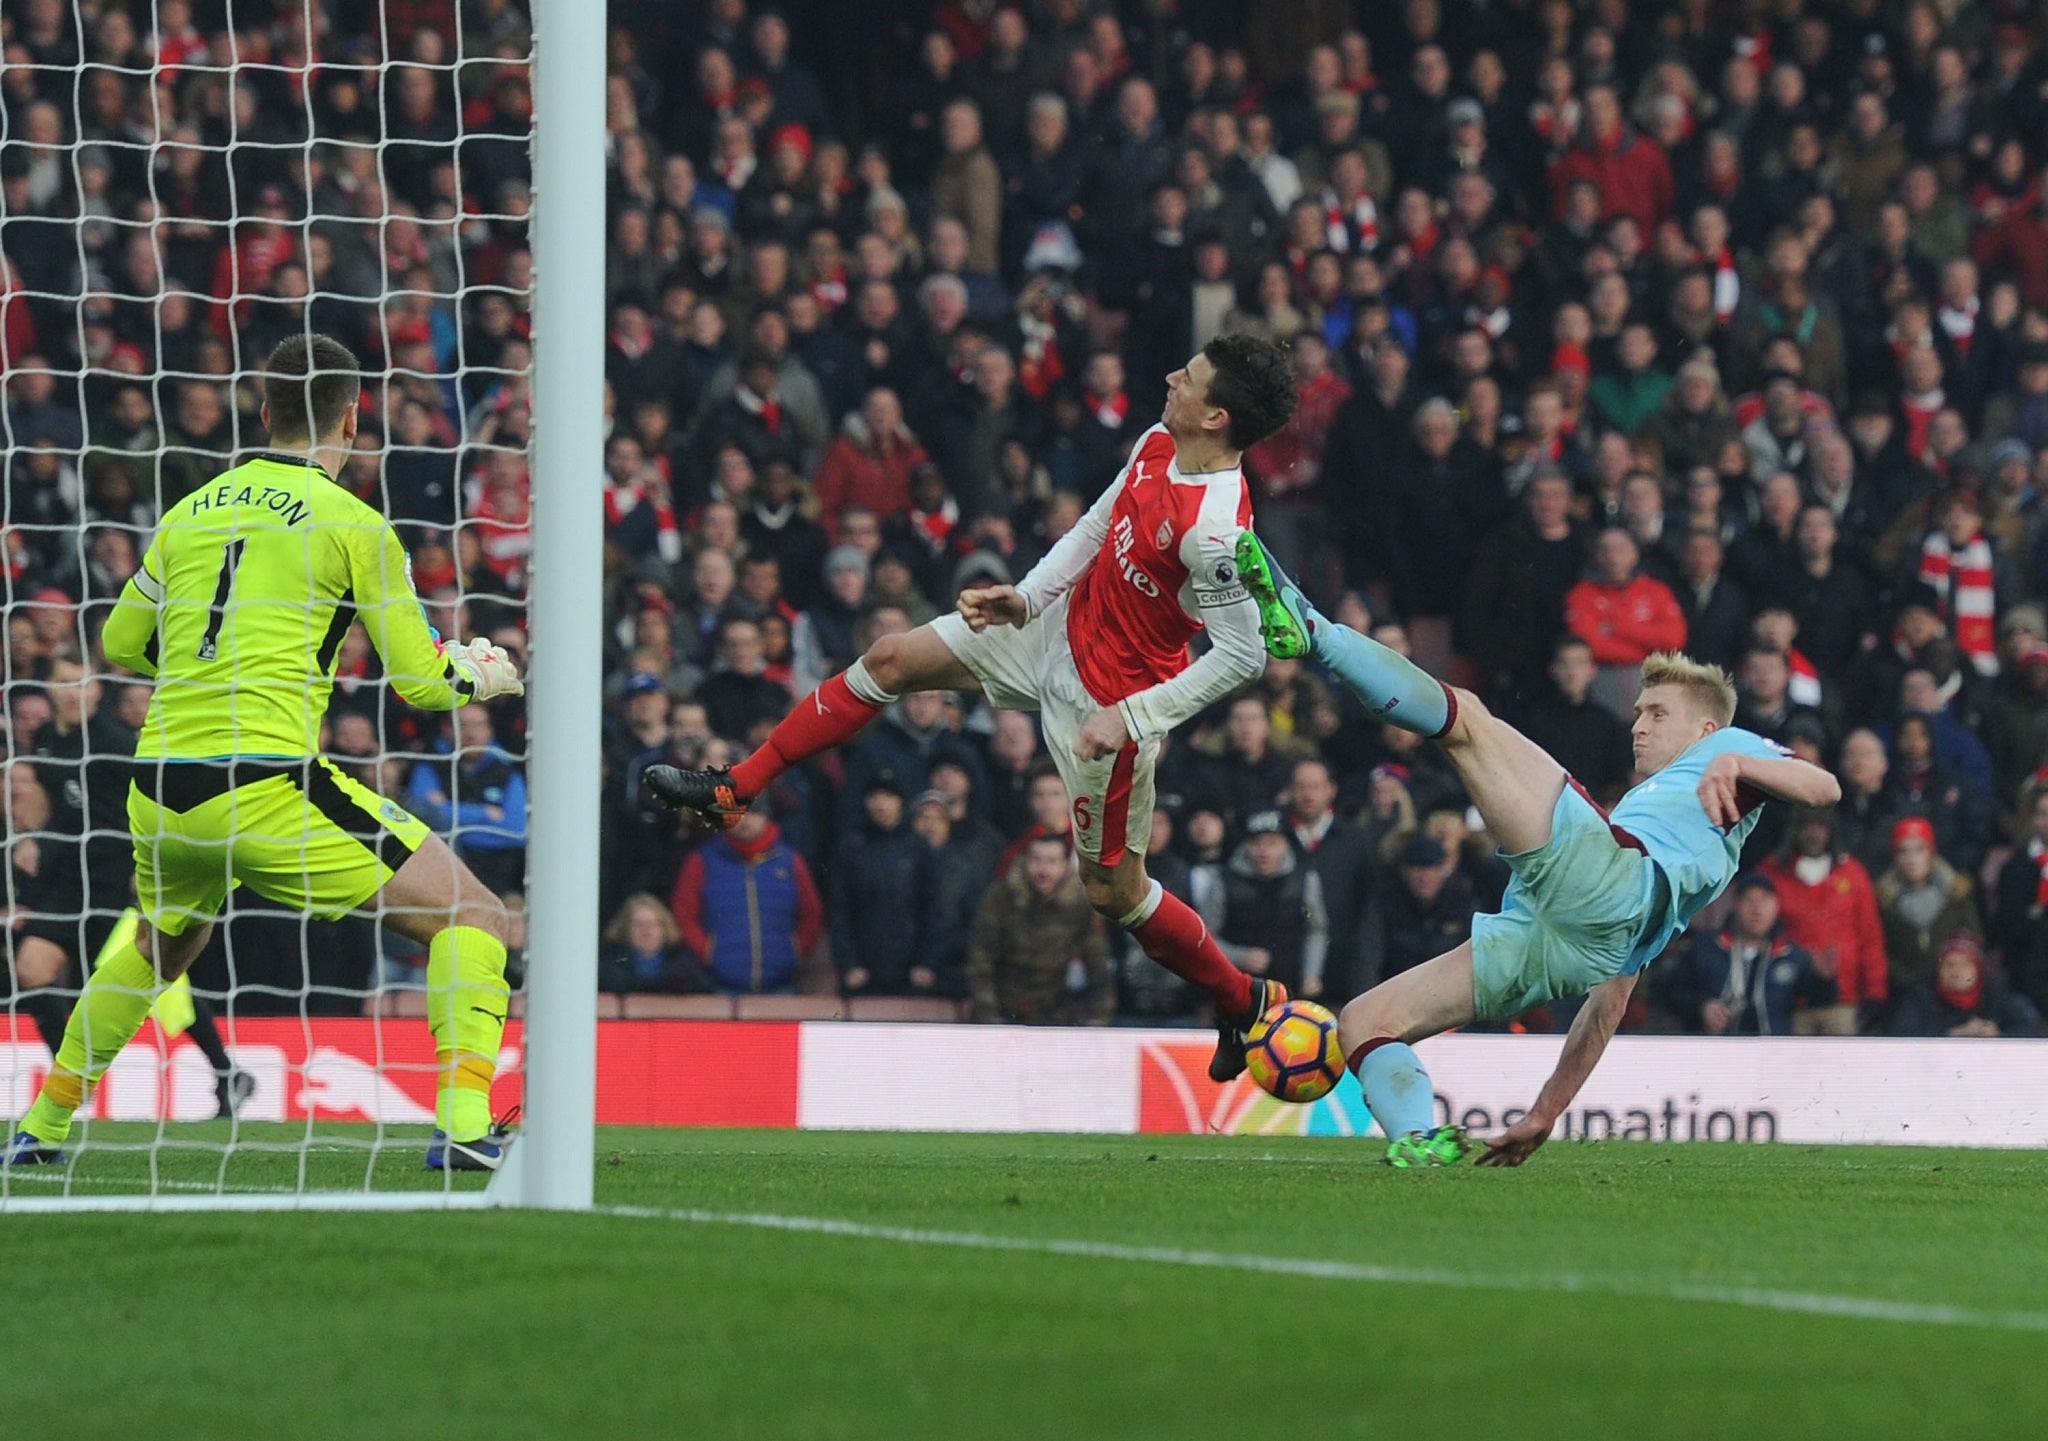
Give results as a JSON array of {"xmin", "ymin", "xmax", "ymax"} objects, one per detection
[{"xmin": 1469, "ymin": 784, "xmax": 1664, "ymax": 1020}]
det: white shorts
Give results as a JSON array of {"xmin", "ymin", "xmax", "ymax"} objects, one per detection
[{"xmin": 931, "ymin": 597, "xmax": 1158, "ymax": 867}]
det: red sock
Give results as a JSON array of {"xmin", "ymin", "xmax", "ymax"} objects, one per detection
[
  {"xmin": 1347, "ymin": 1036, "xmax": 1400, "ymax": 1076},
  {"xmin": 1128, "ymin": 892, "xmax": 1254, "ymax": 1020},
  {"xmin": 729, "ymin": 672, "xmax": 884, "ymax": 799}
]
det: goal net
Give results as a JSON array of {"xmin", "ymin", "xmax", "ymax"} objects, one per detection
[{"xmin": 0, "ymin": 0, "xmax": 559, "ymax": 1208}]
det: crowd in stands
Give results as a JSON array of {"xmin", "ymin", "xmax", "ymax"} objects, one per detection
[{"xmin": 6, "ymin": 0, "xmax": 2048, "ymax": 1038}]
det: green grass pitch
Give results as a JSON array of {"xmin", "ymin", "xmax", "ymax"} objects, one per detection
[{"xmin": 2, "ymin": 1126, "xmax": 2044, "ymax": 1439}]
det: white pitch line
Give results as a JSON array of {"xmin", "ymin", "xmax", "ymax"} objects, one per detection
[{"xmin": 604, "ymin": 1205, "xmax": 2048, "ymax": 1335}]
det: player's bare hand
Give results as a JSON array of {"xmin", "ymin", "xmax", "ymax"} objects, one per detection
[
  {"xmin": 957, "ymin": 585, "xmax": 1028, "ymax": 632},
  {"xmin": 1697, "ymin": 753, "xmax": 1745, "ymax": 828},
  {"xmin": 1076, "ymin": 705, "xmax": 1130, "ymax": 761},
  {"xmin": 1476, "ymin": 1112, "xmax": 1553, "ymax": 1167},
  {"xmin": 1300, "ymin": 975, "xmax": 1323, "ymax": 999}
]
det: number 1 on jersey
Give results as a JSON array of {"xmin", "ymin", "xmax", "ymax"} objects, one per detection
[{"xmin": 197, "ymin": 538, "xmax": 247, "ymax": 661}]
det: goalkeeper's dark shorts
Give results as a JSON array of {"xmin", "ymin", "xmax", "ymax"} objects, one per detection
[{"xmin": 128, "ymin": 758, "xmax": 431, "ymax": 936}]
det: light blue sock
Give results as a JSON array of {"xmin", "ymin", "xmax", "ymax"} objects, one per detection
[
  {"xmin": 1356, "ymin": 1042, "xmax": 1438, "ymax": 1140},
  {"xmin": 1306, "ymin": 607, "xmax": 1451, "ymax": 737}
]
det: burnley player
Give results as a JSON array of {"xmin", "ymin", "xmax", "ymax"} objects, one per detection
[
  {"xmin": 649, "ymin": 336, "xmax": 1298, "ymax": 1077},
  {"xmin": 1235, "ymin": 536, "xmax": 1841, "ymax": 1166}
]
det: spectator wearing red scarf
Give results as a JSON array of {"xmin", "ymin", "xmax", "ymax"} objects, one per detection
[
  {"xmin": 468, "ymin": 450, "xmax": 533, "ymax": 592},
  {"xmin": 1891, "ymin": 931, "xmax": 2042, "ymax": 1037},
  {"xmin": 671, "ymin": 808, "xmax": 824, "ymax": 995},
  {"xmin": 604, "ymin": 433, "xmax": 682, "ymax": 566},
  {"xmin": 1916, "ymin": 490, "xmax": 2000, "ymax": 677}
]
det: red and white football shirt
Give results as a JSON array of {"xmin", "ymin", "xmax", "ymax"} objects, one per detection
[{"xmin": 1064, "ymin": 427, "xmax": 1255, "ymax": 705}]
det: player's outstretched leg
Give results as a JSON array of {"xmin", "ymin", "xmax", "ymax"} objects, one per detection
[
  {"xmin": 1235, "ymin": 532, "xmax": 1454, "ymax": 737},
  {"xmin": 645, "ymin": 627, "xmax": 975, "ymax": 827},
  {"xmin": 1337, "ymin": 945, "xmax": 1479, "ymax": 1168},
  {"xmin": 1240, "ymin": 531, "xmax": 1567, "ymax": 857},
  {"xmin": 6, "ymin": 919, "xmax": 213, "ymax": 1166}
]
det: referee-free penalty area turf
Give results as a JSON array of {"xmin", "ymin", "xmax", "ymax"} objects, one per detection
[{"xmin": 0, "ymin": 1127, "xmax": 2042, "ymax": 1440}]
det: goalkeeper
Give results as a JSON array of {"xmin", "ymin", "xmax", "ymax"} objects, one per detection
[{"xmin": 5, "ymin": 335, "xmax": 527, "ymax": 1173}]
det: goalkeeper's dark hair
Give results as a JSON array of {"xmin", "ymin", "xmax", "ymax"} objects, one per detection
[
  {"xmin": 263, "ymin": 334, "xmax": 361, "ymax": 443},
  {"xmin": 1201, "ymin": 333, "xmax": 1297, "ymax": 451}
]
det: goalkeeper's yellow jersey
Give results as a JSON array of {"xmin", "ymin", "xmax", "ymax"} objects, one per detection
[{"xmin": 101, "ymin": 452, "xmax": 474, "ymax": 761}]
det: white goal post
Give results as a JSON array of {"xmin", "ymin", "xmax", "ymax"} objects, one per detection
[
  {"xmin": 0, "ymin": 0, "xmax": 601, "ymax": 1213},
  {"xmin": 512, "ymin": 0, "xmax": 603, "ymax": 1212}
]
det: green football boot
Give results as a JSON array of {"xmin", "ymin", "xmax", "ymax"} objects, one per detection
[
  {"xmin": 1382, "ymin": 1125, "xmax": 1471, "ymax": 1169},
  {"xmin": 1232, "ymin": 531, "xmax": 1313, "ymax": 660}
]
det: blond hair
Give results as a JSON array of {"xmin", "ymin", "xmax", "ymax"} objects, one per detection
[
  {"xmin": 602, "ymin": 892, "xmax": 681, "ymax": 948},
  {"xmin": 1639, "ymin": 651, "xmax": 1737, "ymax": 726}
]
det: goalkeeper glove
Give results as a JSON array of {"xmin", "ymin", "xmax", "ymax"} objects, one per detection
[{"xmin": 448, "ymin": 638, "xmax": 526, "ymax": 701}]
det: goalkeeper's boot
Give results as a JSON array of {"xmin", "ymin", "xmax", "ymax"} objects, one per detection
[
  {"xmin": 1383, "ymin": 1125, "xmax": 1471, "ymax": 1169},
  {"xmin": 2, "ymin": 1130, "xmax": 66, "ymax": 1167},
  {"xmin": 425, "ymin": 1112, "xmax": 517, "ymax": 1173},
  {"xmin": 1233, "ymin": 531, "xmax": 1314, "ymax": 660},
  {"xmin": 1209, "ymin": 977, "xmax": 1289, "ymax": 1083},
  {"xmin": 642, "ymin": 765, "xmax": 747, "ymax": 831}
]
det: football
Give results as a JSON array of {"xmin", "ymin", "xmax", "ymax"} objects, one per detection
[{"xmin": 1244, "ymin": 999, "xmax": 1346, "ymax": 1103}]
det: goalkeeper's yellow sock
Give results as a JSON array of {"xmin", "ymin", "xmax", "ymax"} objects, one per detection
[
  {"xmin": 19, "ymin": 928, "xmax": 161, "ymax": 1145},
  {"xmin": 426, "ymin": 925, "xmax": 510, "ymax": 1142}
]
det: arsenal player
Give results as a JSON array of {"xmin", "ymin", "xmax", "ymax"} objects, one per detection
[{"xmin": 648, "ymin": 335, "xmax": 1298, "ymax": 1077}]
